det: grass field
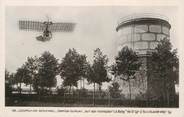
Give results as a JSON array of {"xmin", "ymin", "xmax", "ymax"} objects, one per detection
[{"xmin": 5, "ymin": 94, "xmax": 179, "ymax": 107}]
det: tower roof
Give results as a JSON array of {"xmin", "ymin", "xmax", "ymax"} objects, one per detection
[{"xmin": 116, "ymin": 14, "xmax": 171, "ymax": 31}]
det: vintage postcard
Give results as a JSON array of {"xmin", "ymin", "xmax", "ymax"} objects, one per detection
[{"xmin": 0, "ymin": 0, "xmax": 183, "ymax": 117}]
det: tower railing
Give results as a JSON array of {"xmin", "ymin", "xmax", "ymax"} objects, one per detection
[{"xmin": 117, "ymin": 13, "xmax": 169, "ymax": 26}]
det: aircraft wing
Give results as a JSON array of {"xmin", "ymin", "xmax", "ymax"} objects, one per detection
[
  {"xmin": 49, "ymin": 22, "xmax": 76, "ymax": 32},
  {"xmin": 19, "ymin": 20, "xmax": 45, "ymax": 31}
]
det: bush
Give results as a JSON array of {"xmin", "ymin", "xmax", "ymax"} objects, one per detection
[
  {"xmin": 78, "ymin": 88, "xmax": 88, "ymax": 97},
  {"xmin": 57, "ymin": 87, "xmax": 67, "ymax": 96},
  {"xmin": 108, "ymin": 82, "xmax": 121, "ymax": 98},
  {"xmin": 5, "ymin": 83, "xmax": 13, "ymax": 97}
]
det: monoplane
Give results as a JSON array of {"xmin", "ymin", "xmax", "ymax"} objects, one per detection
[{"xmin": 19, "ymin": 18, "xmax": 76, "ymax": 42}]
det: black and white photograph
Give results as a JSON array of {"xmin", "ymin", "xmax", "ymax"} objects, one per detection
[{"xmin": 5, "ymin": 6, "xmax": 179, "ymax": 108}]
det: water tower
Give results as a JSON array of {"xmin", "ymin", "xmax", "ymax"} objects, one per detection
[
  {"xmin": 116, "ymin": 14, "xmax": 171, "ymax": 55},
  {"xmin": 115, "ymin": 14, "xmax": 172, "ymax": 100}
]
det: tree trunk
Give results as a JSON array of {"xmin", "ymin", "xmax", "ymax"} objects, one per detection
[
  {"xmin": 30, "ymin": 75, "xmax": 33, "ymax": 95},
  {"xmin": 72, "ymin": 86, "xmax": 74, "ymax": 97},
  {"xmin": 72, "ymin": 86, "xmax": 74, "ymax": 102},
  {"xmin": 93, "ymin": 83, "xmax": 95, "ymax": 106},
  {"xmin": 69, "ymin": 85, "xmax": 71, "ymax": 96},
  {"xmin": 166, "ymin": 90, "xmax": 170, "ymax": 106},
  {"xmin": 49, "ymin": 87, "xmax": 52, "ymax": 95},
  {"xmin": 16, "ymin": 83, "xmax": 19, "ymax": 91},
  {"xmin": 98, "ymin": 84, "xmax": 102, "ymax": 97},
  {"xmin": 162, "ymin": 78, "xmax": 167, "ymax": 106},
  {"xmin": 29, "ymin": 84, "xmax": 32, "ymax": 94},
  {"xmin": 128, "ymin": 79, "xmax": 131, "ymax": 100},
  {"xmin": 19, "ymin": 82, "xmax": 22, "ymax": 94},
  {"xmin": 41, "ymin": 86, "xmax": 44, "ymax": 95},
  {"xmin": 77, "ymin": 85, "xmax": 80, "ymax": 104},
  {"xmin": 83, "ymin": 78, "xmax": 85, "ymax": 89},
  {"xmin": 80, "ymin": 79, "xmax": 82, "ymax": 89},
  {"xmin": 108, "ymin": 91, "xmax": 111, "ymax": 107}
]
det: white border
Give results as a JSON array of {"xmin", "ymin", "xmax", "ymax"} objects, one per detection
[{"xmin": 1, "ymin": 0, "xmax": 184, "ymax": 117}]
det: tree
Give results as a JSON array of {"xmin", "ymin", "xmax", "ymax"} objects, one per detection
[
  {"xmin": 86, "ymin": 48, "xmax": 110, "ymax": 104},
  {"xmin": 150, "ymin": 38, "xmax": 178, "ymax": 106},
  {"xmin": 24, "ymin": 56, "xmax": 39, "ymax": 94},
  {"xmin": 5, "ymin": 70, "xmax": 14, "ymax": 96},
  {"xmin": 60, "ymin": 48, "xmax": 88, "ymax": 94},
  {"xmin": 37, "ymin": 51, "xmax": 59, "ymax": 95},
  {"xmin": 14, "ymin": 65, "xmax": 30, "ymax": 94},
  {"xmin": 111, "ymin": 46, "xmax": 141, "ymax": 100},
  {"xmin": 93, "ymin": 48, "xmax": 110, "ymax": 91},
  {"xmin": 108, "ymin": 82, "xmax": 121, "ymax": 98}
]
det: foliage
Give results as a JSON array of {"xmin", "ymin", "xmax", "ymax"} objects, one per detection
[
  {"xmin": 108, "ymin": 82, "xmax": 121, "ymax": 98},
  {"xmin": 37, "ymin": 51, "xmax": 59, "ymax": 94},
  {"xmin": 5, "ymin": 70, "xmax": 14, "ymax": 96},
  {"xmin": 111, "ymin": 46, "xmax": 141, "ymax": 100},
  {"xmin": 112, "ymin": 46, "xmax": 141, "ymax": 80},
  {"xmin": 150, "ymin": 38, "xmax": 178, "ymax": 80},
  {"xmin": 78, "ymin": 88, "xmax": 88, "ymax": 97},
  {"xmin": 24, "ymin": 56, "xmax": 39, "ymax": 85},
  {"xmin": 56, "ymin": 86, "xmax": 67, "ymax": 96},
  {"xmin": 23, "ymin": 57, "xmax": 39, "ymax": 94},
  {"xmin": 14, "ymin": 64, "xmax": 31, "ymax": 94},
  {"xmin": 14, "ymin": 65, "xmax": 27, "ymax": 83},
  {"xmin": 86, "ymin": 48, "xmax": 110, "ymax": 105},
  {"xmin": 60, "ymin": 48, "xmax": 88, "ymax": 90},
  {"xmin": 150, "ymin": 38, "xmax": 179, "ymax": 104},
  {"xmin": 87, "ymin": 48, "xmax": 110, "ymax": 88},
  {"xmin": 5, "ymin": 70, "xmax": 15, "ymax": 85}
]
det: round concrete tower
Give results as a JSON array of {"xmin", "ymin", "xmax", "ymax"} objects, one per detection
[
  {"xmin": 116, "ymin": 14, "xmax": 171, "ymax": 55},
  {"xmin": 115, "ymin": 14, "xmax": 172, "ymax": 100}
]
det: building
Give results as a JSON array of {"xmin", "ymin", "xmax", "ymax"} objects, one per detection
[{"xmin": 115, "ymin": 14, "xmax": 176, "ymax": 101}]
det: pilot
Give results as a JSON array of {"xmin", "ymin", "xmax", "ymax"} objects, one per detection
[{"xmin": 43, "ymin": 30, "xmax": 50, "ymax": 37}]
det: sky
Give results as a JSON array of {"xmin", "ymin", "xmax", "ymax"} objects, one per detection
[{"xmin": 5, "ymin": 6, "xmax": 179, "ymax": 89}]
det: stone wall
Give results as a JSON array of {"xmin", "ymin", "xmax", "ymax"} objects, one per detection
[{"xmin": 117, "ymin": 20, "xmax": 170, "ymax": 55}]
